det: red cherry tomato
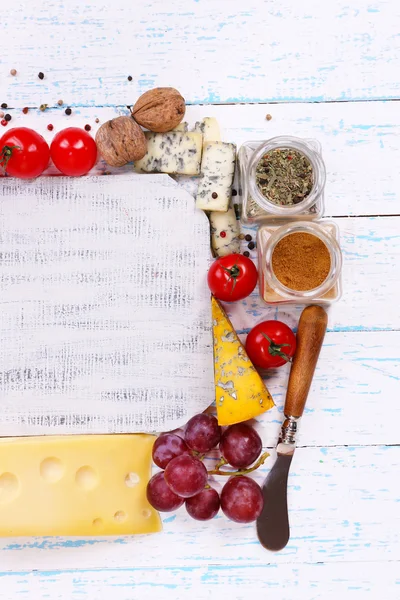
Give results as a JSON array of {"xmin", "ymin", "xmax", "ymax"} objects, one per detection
[
  {"xmin": 0, "ymin": 127, "xmax": 50, "ymax": 179},
  {"xmin": 50, "ymin": 127, "xmax": 97, "ymax": 176},
  {"xmin": 245, "ymin": 321, "xmax": 296, "ymax": 369},
  {"xmin": 207, "ymin": 254, "xmax": 258, "ymax": 302}
]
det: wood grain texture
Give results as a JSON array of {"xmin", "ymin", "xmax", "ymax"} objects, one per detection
[
  {"xmin": 1, "ymin": 562, "xmax": 399, "ymax": 600},
  {"xmin": 285, "ymin": 306, "xmax": 328, "ymax": 418},
  {"xmin": 1, "ymin": 1, "xmax": 399, "ymax": 597},
  {"xmin": 1, "ymin": 0, "xmax": 399, "ymax": 106}
]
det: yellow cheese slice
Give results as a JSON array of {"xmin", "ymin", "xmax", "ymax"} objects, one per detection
[
  {"xmin": 0, "ymin": 434, "xmax": 161, "ymax": 536},
  {"xmin": 212, "ymin": 297, "xmax": 275, "ymax": 425}
]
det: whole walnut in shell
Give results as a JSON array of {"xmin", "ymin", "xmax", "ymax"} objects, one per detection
[
  {"xmin": 95, "ymin": 116, "xmax": 147, "ymax": 167},
  {"xmin": 132, "ymin": 87, "xmax": 186, "ymax": 133}
]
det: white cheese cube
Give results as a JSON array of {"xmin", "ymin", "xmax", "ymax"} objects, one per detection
[
  {"xmin": 135, "ymin": 132, "xmax": 202, "ymax": 175},
  {"xmin": 196, "ymin": 142, "xmax": 236, "ymax": 212},
  {"xmin": 210, "ymin": 207, "xmax": 240, "ymax": 257},
  {"xmin": 194, "ymin": 117, "xmax": 221, "ymax": 142}
]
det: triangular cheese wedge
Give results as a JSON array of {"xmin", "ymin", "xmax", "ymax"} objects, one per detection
[{"xmin": 212, "ymin": 297, "xmax": 274, "ymax": 426}]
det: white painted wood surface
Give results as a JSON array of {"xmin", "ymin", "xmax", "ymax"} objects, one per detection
[{"xmin": 1, "ymin": 1, "xmax": 400, "ymax": 599}]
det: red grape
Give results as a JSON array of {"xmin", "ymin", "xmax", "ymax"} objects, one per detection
[
  {"xmin": 164, "ymin": 454, "xmax": 208, "ymax": 498},
  {"xmin": 185, "ymin": 487, "xmax": 220, "ymax": 521},
  {"xmin": 152, "ymin": 433, "xmax": 189, "ymax": 469},
  {"xmin": 185, "ymin": 413, "xmax": 221, "ymax": 453},
  {"xmin": 146, "ymin": 472, "xmax": 184, "ymax": 512},
  {"xmin": 220, "ymin": 423, "xmax": 262, "ymax": 468},
  {"xmin": 221, "ymin": 476, "xmax": 263, "ymax": 523}
]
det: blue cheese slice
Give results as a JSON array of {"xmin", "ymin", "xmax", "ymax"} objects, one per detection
[
  {"xmin": 194, "ymin": 117, "xmax": 221, "ymax": 143},
  {"xmin": 135, "ymin": 132, "xmax": 202, "ymax": 175},
  {"xmin": 196, "ymin": 142, "xmax": 236, "ymax": 212},
  {"xmin": 210, "ymin": 207, "xmax": 240, "ymax": 257},
  {"xmin": 172, "ymin": 121, "xmax": 189, "ymax": 132}
]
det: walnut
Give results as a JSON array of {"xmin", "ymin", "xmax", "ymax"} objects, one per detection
[
  {"xmin": 95, "ymin": 116, "xmax": 147, "ymax": 167},
  {"xmin": 132, "ymin": 87, "xmax": 186, "ymax": 133}
]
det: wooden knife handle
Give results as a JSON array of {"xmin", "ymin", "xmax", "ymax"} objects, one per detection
[{"xmin": 284, "ymin": 305, "xmax": 328, "ymax": 418}]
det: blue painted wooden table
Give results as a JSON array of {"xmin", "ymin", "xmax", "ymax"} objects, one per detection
[{"xmin": 0, "ymin": 1, "xmax": 399, "ymax": 598}]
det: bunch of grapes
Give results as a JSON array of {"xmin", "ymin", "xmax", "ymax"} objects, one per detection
[{"xmin": 146, "ymin": 414, "xmax": 267, "ymax": 523}]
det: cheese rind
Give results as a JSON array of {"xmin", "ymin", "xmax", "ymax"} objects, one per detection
[
  {"xmin": 194, "ymin": 117, "xmax": 221, "ymax": 143},
  {"xmin": 196, "ymin": 142, "xmax": 236, "ymax": 212},
  {"xmin": 135, "ymin": 132, "xmax": 202, "ymax": 175},
  {"xmin": 0, "ymin": 434, "xmax": 161, "ymax": 536},
  {"xmin": 210, "ymin": 207, "xmax": 240, "ymax": 257},
  {"xmin": 212, "ymin": 297, "xmax": 274, "ymax": 426}
]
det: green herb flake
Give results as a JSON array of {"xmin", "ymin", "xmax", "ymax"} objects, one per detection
[{"xmin": 255, "ymin": 148, "xmax": 313, "ymax": 207}]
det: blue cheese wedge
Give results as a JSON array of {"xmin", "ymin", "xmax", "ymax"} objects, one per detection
[
  {"xmin": 210, "ymin": 207, "xmax": 240, "ymax": 257},
  {"xmin": 194, "ymin": 117, "xmax": 221, "ymax": 143},
  {"xmin": 172, "ymin": 121, "xmax": 189, "ymax": 132},
  {"xmin": 135, "ymin": 132, "xmax": 202, "ymax": 175},
  {"xmin": 196, "ymin": 142, "xmax": 236, "ymax": 212}
]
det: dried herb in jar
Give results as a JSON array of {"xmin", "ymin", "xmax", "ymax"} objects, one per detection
[
  {"xmin": 272, "ymin": 232, "xmax": 331, "ymax": 291},
  {"xmin": 256, "ymin": 148, "xmax": 313, "ymax": 206}
]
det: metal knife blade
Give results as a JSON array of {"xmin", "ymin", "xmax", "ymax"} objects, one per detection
[
  {"xmin": 257, "ymin": 444, "xmax": 293, "ymax": 551},
  {"xmin": 256, "ymin": 306, "xmax": 328, "ymax": 552}
]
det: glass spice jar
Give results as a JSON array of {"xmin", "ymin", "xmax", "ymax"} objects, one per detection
[
  {"xmin": 257, "ymin": 221, "xmax": 342, "ymax": 305},
  {"xmin": 238, "ymin": 136, "xmax": 326, "ymax": 224}
]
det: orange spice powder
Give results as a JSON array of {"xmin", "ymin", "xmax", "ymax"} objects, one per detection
[{"xmin": 271, "ymin": 232, "xmax": 331, "ymax": 291}]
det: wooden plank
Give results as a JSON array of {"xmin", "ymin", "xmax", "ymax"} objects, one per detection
[
  {"xmin": 0, "ymin": 330, "xmax": 397, "ymax": 445},
  {"xmin": 1, "ymin": 561, "xmax": 399, "ymax": 600},
  {"xmin": 0, "ymin": 446, "xmax": 398, "ymax": 570},
  {"xmin": 1, "ymin": 1, "xmax": 399, "ymax": 106},
  {"xmin": 2, "ymin": 101, "xmax": 400, "ymax": 218}
]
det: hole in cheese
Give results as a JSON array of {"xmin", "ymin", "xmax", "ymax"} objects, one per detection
[
  {"xmin": 75, "ymin": 466, "xmax": 99, "ymax": 491},
  {"xmin": 142, "ymin": 508, "xmax": 152, "ymax": 519},
  {"xmin": 40, "ymin": 457, "xmax": 65, "ymax": 483},
  {"xmin": 0, "ymin": 472, "xmax": 20, "ymax": 504},
  {"xmin": 114, "ymin": 510, "xmax": 127, "ymax": 523},
  {"xmin": 125, "ymin": 472, "xmax": 140, "ymax": 487},
  {"xmin": 92, "ymin": 518, "xmax": 103, "ymax": 528}
]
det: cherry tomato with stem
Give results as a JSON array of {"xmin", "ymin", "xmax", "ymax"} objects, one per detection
[
  {"xmin": 207, "ymin": 253, "xmax": 258, "ymax": 302},
  {"xmin": 50, "ymin": 127, "xmax": 97, "ymax": 176},
  {"xmin": 245, "ymin": 320, "xmax": 296, "ymax": 369},
  {"xmin": 0, "ymin": 127, "xmax": 50, "ymax": 178}
]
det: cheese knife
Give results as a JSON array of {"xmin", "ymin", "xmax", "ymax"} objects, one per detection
[{"xmin": 256, "ymin": 305, "xmax": 328, "ymax": 551}]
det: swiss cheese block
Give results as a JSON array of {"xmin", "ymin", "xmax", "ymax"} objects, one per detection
[
  {"xmin": 210, "ymin": 207, "xmax": 240, "ymax": 257},
  {"xmin": 194, "ymin": 117, "xmax": 221, "ymax": 142},
  {"xmin": 212, "ymin": 297, "xmax": 274, "ymax": 426},
  {"xmin": 196, "ymin": 142, "xmax": 236, "ymax": 212},
  {"xmin": 0, "ymin": 434, "xmax": 161, "ymax": 536},
  {"xmin": 135, "ymin": 131, "xmax": 202, "ymax": 175}
]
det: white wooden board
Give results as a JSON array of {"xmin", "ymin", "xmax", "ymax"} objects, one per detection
[
  {"xmin": 0, "ymin": 174, "xmax": 213, "ymax": 433},
  {"xmin": 1, "ymin": 0, "xmax": 399, "ymax": 105},
  {"xmin": 2, "ymin": 561, "xmax": 400, "ymax": 600},
  {"xmin": 1, "ymin": 1, "xmax": 400, "ymax": 598}
]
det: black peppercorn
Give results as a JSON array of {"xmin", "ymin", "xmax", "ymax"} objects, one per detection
[
  {"xmin": 243, "ymin": 251, "xmax": 250, "ymax": 257},
  {"xmin": 1, "ymin": 103, "xmax": 7, "ymax": 109},
  {"xmin": 248, "ymin": 242, "xmax": 255, "ymax": 250},
  {"xmin": 4, "ymin": 114, "xmax": 11, "ymax": 122},
  {"xmin": 127, "ymin": 75, "xmax": 133, "ymax": 81},
  {"xmin": 38, "ymin": 72, "xmax": 44, "ymax": 80},
  {"xmin": 245, "ymin": 234, "xmax": 252, "ymax": 242},
  {"xmin": 65, "ymin": 107, "xmax": 72, "ymax": 115},
  {"xmin": 211, "ymin": 192, "xmax": 218, "ymax": 199},
  {"xmin": 231, "ymin": 189, "xmax": 238, "ymax": 197}
]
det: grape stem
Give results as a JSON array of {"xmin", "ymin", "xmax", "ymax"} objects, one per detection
[{"xmin": 207, "ymin": 451, "xmax": 270, "ymax": 477}]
